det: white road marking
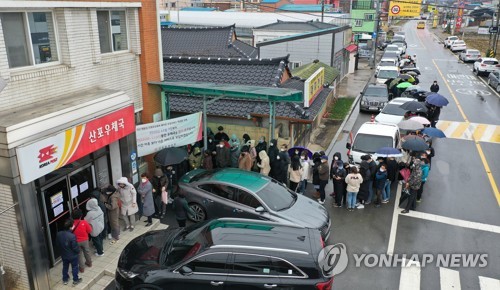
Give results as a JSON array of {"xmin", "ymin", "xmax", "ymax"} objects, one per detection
[
  {"xmin": 399, "ymin": 259, "xmax": 421, "ymax": 290},
  {"xmin": 400, "ymin": 211, "xmax": 500, "ymax": 234},
  {"xmin": 440, "ymin": 268, "xmax": 461, "ymax": 290},
  {"xmin": 479, "ymin": 276, "xmax": 500, "ymax": 290},
  {"xmin": 387, "ymin": 183, "xmax": 402, "ymax": 256},
  {"xmin": 482, "ymin": 125, "xmax": 496, "ymax": 142}
]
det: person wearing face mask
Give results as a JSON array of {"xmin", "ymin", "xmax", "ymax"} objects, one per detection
[
  {"xmin": 430, "ymin": 81, "xmax": 439, "ymax": 93},
  {"xmin": 102, "ymin": 185, "xmax": 120, "ymax": 243},
  {"xmin": 215, "ymin": 140, "xmax": 230, "ymax": 168},
  {"xmin": 257, "ymin": 150, "xmax": 271, "ymax": 176},
  {"xmin": 116, "ymin": 177, "xmax": 138, "ymax": 231},
  {"xmin": 268, "ymin": 139, "xmax": 280, "ymax": 179},
  {"xmin": 242, "ymin": 133, "xmax": 251, "ymax": 147},
  {"xmin": 255, "ymin": 136, "xmax": 267, "ymax": 155},
  {"xmin": 138, "ymin": 173, "xmax": 154, "ymax": 227},
  {"xmin": 332, "ymin": 159, "xmax": 347, "ymax": 208},
  {"xmin": 229, "ymin": 140, "xmax": 241, "ymax": 168},
  {"xmin": 246, "ymin": 140, "xmax": 258, "ymax": 170},
  {"xmin": 329, "ymin": 152, "xmax": 342, "ymax": 197},
  {"xmin": 151, "ymin": 168, "xmax": 168, "ymax": 218},
  {"xmin": 298, "ymin": 151, "xmax": 311, "ymax": 194},
  {"xmin": 214, "ymin": 126, "xmax": 229, "ymax": 143},
  {"xmin": 238, "ymin": 146, "xmax": 253, "ymax": 171},
  {"xmin": 317, "ymin": 156, "xmax": 330, "ymax": 205},
  {"xmin": 374, "ymin": 164, "xmax": 388, "ymax": 208},
  {"xmin": 275, "ymin": 144, "xmax": 291, "ymax": 184},
  {"xmin": 229, "ymin": 134, "xmax": 240, "ymax": 149},
  {"xmin": 288, "ymin": 156, "xmax": 303, "ymax": 191},
  {"xmin": 417, "ymin": 158, "xmax": 430, "ymax": 203},
  {"xmin": 425, "ymin": 140, "xmax": 435, "ymax": 169}
]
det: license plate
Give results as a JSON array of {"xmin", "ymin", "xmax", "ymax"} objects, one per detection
[{"xmin": 369, "ymin": 107, "xmax": 378, "ymax": 111}]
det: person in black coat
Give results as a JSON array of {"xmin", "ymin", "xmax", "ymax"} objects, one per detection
[
  {"xmin": 268, "ymin": 139, "xmax": 280, "ymax": 179},
  {"xmin": 311, "ymin": 152, "xmax": 322, "ymax": 199},
  {"xmin": 255, "ymin": 136, "xmax": 267, "ymax": 163},
  {"xmin": 331, "ymin": 159, "xmax": 347, "ymax": 207},
  {"xmin": 329, "ymin": 152, "xmax": 343, "ymax": 196},
  {"xmin": 56, "ymin": 218, "xmax": 82, "ymax": 285},
  {"xmin": 430, "ymin": 81, "xmax": 439, "ymax": 93},
  {"xmin": 275, "ymin": 144, "xmax": 291, "ymax": 184},
  {"xmin": 214, "ymin": 126, "xmax": 229, "ymax": 143},
  {"xmin": 358, "ymin": 156, "xmax": 371, "ymax": 208},
  {"xmin": 367, "ymin": 155, "xmax": 377, "ymax": 205},
  {"xmin": 385, "ymin": 157, "xmax": 399, "ymax": 201}
]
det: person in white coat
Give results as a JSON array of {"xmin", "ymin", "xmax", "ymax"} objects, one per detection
[
  {"xmin": 116, "ymin": 177, "xmax": 138, "ymax": 231},
  {"xmin": 298, "ymin": 151, "xmax": 311, "ymax": 194}
]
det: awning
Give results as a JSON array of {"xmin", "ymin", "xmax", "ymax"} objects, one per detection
[{"xmin": 345, "ymin": 44, "xmax": 358, "ymax": 53}]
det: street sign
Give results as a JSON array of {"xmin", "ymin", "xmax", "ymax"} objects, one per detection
[
  {"xmin": 489, "ymin": 26, "xmax": 498, "ymax": 34},
  {"xmin": 391, "ymin": 5, "xmax": 401, "ymax": 15},
  {"xmin": 372, "ymin": 32, "xmax": 377, "ymax": 38}
]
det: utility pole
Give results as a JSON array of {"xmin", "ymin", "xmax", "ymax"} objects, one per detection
[
  {"xmin": 370, "ymin": 0, "xmax": 380, "ymax": 68},
  {"xmin": 321, "ymin": 0, "xmax": 325, "ymax": 22},
  {"xmin": 493, "ymin": 2, "xmax": 500, "ymax": 56}
]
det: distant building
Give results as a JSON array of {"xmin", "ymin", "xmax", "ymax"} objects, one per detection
[{"xmin": 351, "ymin": 0, "xmax": 377, "ymax": 33}]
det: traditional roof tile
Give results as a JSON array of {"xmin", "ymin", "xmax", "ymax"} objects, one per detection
[{"xmin": 254, "ymin": 20, "xmax": 337, "ymax": 31}]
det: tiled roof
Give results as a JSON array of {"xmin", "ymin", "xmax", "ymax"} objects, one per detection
[
  {"xmin": 254, "ymin": 20, "xmax": 338, "ymax": 31},
  {"xmin": 291, "ymin": 61, "xmax": 340, "ymax": 85},
  {"xmin": 161, "ymin": 25, "xmax": 258, "ymax": 58},
  {"xmin": 169, "ymin": 78, "xmax": 332, "ymax": 122},
  {"xmin": 163, "ymin": 56, "xmax": 289, "ymax": 87}
]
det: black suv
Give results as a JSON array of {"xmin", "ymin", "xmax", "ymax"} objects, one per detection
[
  {"xmin": 359, "ymin": 84, "xmax": 389, "ymax": 112},
  {"xmin": 116, "ymin": 218, "xmax": 334, "ymax": 290}
]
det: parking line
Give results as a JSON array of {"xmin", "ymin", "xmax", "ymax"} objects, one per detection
[
  {"xmin": 479, "ymin": 276, "xmax": 500, "ymax": 290},
  {"xmin": 400, "ymin": 211, "xmax": 500, "ymax": 234},
  {"xmin": 432, "ymin": 59, "xmax": 500, "ymax": 207},
  {"xmin": 399, "ymin": 259, "xmax": 421, "ymax": 290},
  {"xmin": 387, "ymin": 183, "xmax": 402, "ymax": 256},
  {"xmin": 440, "ymin": 268, "xmax": 462, "ymax": 290}
]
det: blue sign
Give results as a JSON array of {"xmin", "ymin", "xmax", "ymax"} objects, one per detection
[{"xmin": 372, "ymin": 32, "xmax": 377, "ymax": 39}]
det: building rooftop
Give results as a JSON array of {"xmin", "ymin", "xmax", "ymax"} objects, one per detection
[
  {"xmin": 254, "ymin": 20, "xmax": 337, "ymax": 31},
  {"xmin": 291, "ymin": 61, "xmax": 340, "ymax": 85}
]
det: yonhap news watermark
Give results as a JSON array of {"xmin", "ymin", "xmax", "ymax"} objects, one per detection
[{"xmin": 318, "ymin": 243, "xmax": 489, "ymax": 277}]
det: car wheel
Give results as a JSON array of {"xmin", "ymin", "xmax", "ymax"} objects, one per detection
[
  {"xmin": 488, "ymin": 78, "xmax": 491, "ymax": 85},
  {"xmin": 496, "ymin": 85, "xmax": 500, "ymax": 93},
  {"xmin": 188, "ymin": 203, "xmax": 206, "ymax": 222}
]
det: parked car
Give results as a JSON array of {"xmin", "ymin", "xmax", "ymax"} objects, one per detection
[
  {"xmin": 382, "ymin": 51, "xmax": 401, "ymax": 62},
  {"xmin": 376, "ymin": 66, "xmax": 399, "ymax": 85},
  {"xmin": 391, "ymin": 37, "xmax": 407, "ymax": 46},
  {"xmin": 473, "ymin": 58, "xmax": 500, "ymax": 76},
  {"xmin": 177, "ymin": 168, "xmax": 331, "ymax": 239},
  {"xmin": 487, "ymin": 71, "xmax": 500, "ymax": 92},
  {"xmin": 116, "ymin": 218, "xmax": 334, "ymax": 290},
  {"xmin": 444, "ymin": 36, "xmax": 459, "ymax": 48},
  {"xmin": 393, "ymin": 42, "xmax": 407, "ymax": 54},
  {"xmin": 359, "ymin": 84, "xmax": 390, "ymax": 112},
  {"xmin": 459, "ymin": 49, "xmax": 481, "ymax": 62},
  {"xmin": 377, "ymin": 58, "xmax": 399, "ymax": 72},
  {"xmin": 450, "ymin": 40, "xmax": 466, "ymax": 52},
  {"xmin": 386, "ymin": 44, "xmax": 402, "ymax": 55},
  {"xmin": 375, "ymin": 97, "xmax": 418, "ymax": 125}
]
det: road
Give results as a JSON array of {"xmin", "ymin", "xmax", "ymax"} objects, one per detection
[
  {"xmin": 326, "ymin": 21, "xmax": 500, "ymax": 290},
  {"xmin": 106, "ymin": 22, "xmax": 500, "ymax": 290}
]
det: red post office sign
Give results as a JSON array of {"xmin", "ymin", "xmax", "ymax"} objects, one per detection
[{"xmin": 16, "ymin": 106, "xmax": 136, "ymax": 184}]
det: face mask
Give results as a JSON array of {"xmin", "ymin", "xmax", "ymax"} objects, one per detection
[
  {"xmin": 380, "ymin": 169, "xmax": 386, "ymax": 172},
  {"xmin": 281, "ymin": 148, "xmax": 286, "ymax": 152},
  {"xmin": 218, "ymin": 144, "xmax": 224, "ymax": 148},
  {"xmin": 426, "ymin": 150, "xmax": 431, "ymax": 154},
  {"xmin": 270, "ymin": 143, "xmax": 274, "ymax": 146},
  {"xmin": 141, "ymin": 178, "xmax": 147, "ymax": 183},
  {"xmin": 259, "ymin": 140, "xmax": 263, "ymax": 143},
  {"xmin": 119, "ymin": 184, "xmax": 125, "ymax": 188},
  {"xmin": 157, "ymin": 175, "xmax": 161, "ymax": 178},
  {"xmin": 295, "ymin": 151, "xmax": 299, "ymax": 154},
  {"xmin": 209, "ymin": 140, "xmax": 212, "ymax": 143},
  {"xmin": 334, "ymin": 156, "xmax": 339, "ymax": 160},
  {"xmin": 300, "ymin": 156, "xmax": 305, "ymax": 160},
  {"xmin": 321, "ymin": 159, "xmax": 327, "ymax": 163}
]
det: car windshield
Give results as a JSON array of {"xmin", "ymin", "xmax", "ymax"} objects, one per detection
[
  {"xmin": 386, "ymin": 46, "xmax": 398, "ymax": 51},
  {"xmin": 484, "ymin": 60, "xmax": 499, "ymax": 65},
  {"xmin": 256, "ymin": 180, "xmax": 296, "ymax": 211},
  {"xmin": 378, "ymin": 70, "xmax": 399, "ymax": 79},
  {"xmin": 379, "ymin": 61, "xmax": 395, "ymax": 67},
  {"xmin": 381, "ymin": 103, "xmax": 408, "ymax": 115},
  {"xmin": 394, "ymin": 43, "xmax": 404, "ymax": 48},
  {"xmin": 384, "ymin": 52, "xmax": 398, "ymax": 58},
  {"xmin": 352, "ymin": 134, "xmax": 394, "ymax": 153},
  {"xmin": 454, "ymin": 41, "xmax": 465, "ymax": 45},
  {"xmin": 163, "ymin": 222, "xmax": 210, "ymax": 266},
  {"xmin": 467, "ymin": 50, "xmax": 480, "ymax": 55},
  {"xmin": 365, "ymin": 87, "xmax": 388, "ymax": 97}
]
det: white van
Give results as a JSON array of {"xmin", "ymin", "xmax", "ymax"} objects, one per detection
[{"xmin": 346, "ymin": 122, "xmax": 401, "ymax": 164}]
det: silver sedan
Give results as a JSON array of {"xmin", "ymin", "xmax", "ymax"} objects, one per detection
[{"xmin": 459, "ymin": 49, "xmax": 481, "ymax": 62}]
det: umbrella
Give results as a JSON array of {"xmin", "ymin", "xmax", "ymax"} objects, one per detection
[
  {"xmin": 399, "ymin": 101, "xmax": 428, "ymax": 113},
  {"xmin": 422, "ymin": 127, "xmax": 447, "ymax": 138},
  {"xmin": 154, "ymin": 147, "xmax": 188, "ymax": 166},
  {"xmin": 405, "ymin": 85, "xmax": 421, "ymax": 91},
  {"xmin": 410, "ymin": 116, "xmax": 431, "ymax": 126},
  {"xmin": 288, "ymin": 146, "xmax": 313, "ymax": 158},
  {"xmin": 402, "ymin": 136, "xmax": 429, "ymax": 151},
  {"xmin": 375, "ymin": 147, "xmax": 403, "ymax": 157},
  {"xmin": 398, "ymin": 119, "xmax": 425, "ymax": 131},
  {"xmin": 389, "ymin": 78, "xmax": 403, "ymax": 89},
  {"xmin": 406, "ymin": 71, "xmax": 418, "ymax": 76},
  {"xmin": 426, "ymin": 93, "xmax": 449, "ymax": 107},
  {"xmin": 398, "ymin": 74, "xmax": 415, "ymax": 83},
  {"xmin": 397, "ymin": 82, "xmax": 413, "ymax": 89},
  {"xmin": 402, "ymin": 134, "xmax": 425, "ymax": 141}
]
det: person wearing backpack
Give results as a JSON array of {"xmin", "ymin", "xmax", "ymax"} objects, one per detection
[
  {"xmin": 84, "ymin": 198, "xmax": 105, "ymax": 256},
  {"xmin": 402, "ymin": 159, "xmax": 422, "ymax": 214}
]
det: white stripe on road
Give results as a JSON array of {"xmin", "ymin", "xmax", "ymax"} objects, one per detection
[
  {"xmin": 482, "ymin": 123, "xmax": 497, "ymax": 142},
  {"xmin": 479, "ymin": 276, "xmax": 500, "ymax": 290},
  {"xmin": 387, "ymin": 183, "xmax": 402, "ymax": 256},
  {"xmin": 440, "ymin": 268, "xmax": 461, "ymax": 290},
  {"xmin": 400, "ymin": 211, "xmax": 500, "ymax": 234},
  {"xmin": 399, "ymin": 259, "xmax": 421, "ymax": 290}
]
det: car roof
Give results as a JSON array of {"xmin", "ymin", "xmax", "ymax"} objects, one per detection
[
  {"xmin": 465, "ymin": 49, "xmax": 479, "ymax": 52},
  {"xmin": 204, "ymin": 218, "xmax": 313, "ymax": 254},
  {"xmin": 482, "ymin": 57, "xmax": 498, "ymax": 61},
  {"xmin": 380, "ymin": 58, "xmax": 396, "ymax": 62},
  {"xmin": 199, "ymin": 168, "xmax": 270, "ymax": 192},
  {"xmin": 357, "ymin": 122, "xmax": 399, "ymax": 136},
  {"xmin": 388, "ymin": 97, "xmax": 416, "ymax": 105},
  {"xmin": 378, "ymin": 66, "xmax": 398, "ymax": 71},
  {"xmin": 367, "ymin": 83, "xmax": 388, "ymax": 88}
]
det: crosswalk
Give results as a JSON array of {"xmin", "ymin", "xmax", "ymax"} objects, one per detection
[
  {"xmin": 399, "ymin": 266, "xmax": 500, "ymax": 290},
  {"xmin": 436, "ymin": 120, "xmax": 500, "ymax": 144}
]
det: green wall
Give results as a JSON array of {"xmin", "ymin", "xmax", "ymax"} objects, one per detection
[{"xmin": 351, "ymin": 9, "xmax": 376, "ymax": 33}]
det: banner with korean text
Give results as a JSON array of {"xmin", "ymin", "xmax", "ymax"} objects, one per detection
[
  {"xmin": 389, "ymin": 0, "xmax": 422, "ymax": 17},
  {"xmin": 16, "ymin": 106, "xmax": 136, "ymax": 184},
  {"xmin": 136, "ymin": 112, "xmax": 203, "ymax": 157}
]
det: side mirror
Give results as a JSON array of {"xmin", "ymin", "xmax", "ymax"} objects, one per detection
[
  {"xmin": 346, "ymin": 143, "xmax": 351, "ymax": 150},
  {"xmin": 360, "ymin": 91, "xmax": 363, "ymax": 95},
  {"xmin": 179, "ymin": 266, "xmax": 193, "ymax": 276},
  {"xmin": 374, "ymin": 74, "xmax": 378, "ymax": 78},
  {"xmin": 255, "ymin": 206, "xmax": 266, "ymax": 213}
]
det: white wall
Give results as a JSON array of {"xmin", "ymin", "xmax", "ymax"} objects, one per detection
[{"xmin": 0, "ymin": 8, "xmax": 142, "ymax": 113}]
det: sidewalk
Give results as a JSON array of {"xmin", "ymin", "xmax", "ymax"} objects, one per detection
[{"xmin": 50, "ymin": 217, "xmax": 168, "ymax": 290}]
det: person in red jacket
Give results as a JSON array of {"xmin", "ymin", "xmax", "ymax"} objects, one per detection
[{"xmin": 72, "ymin": 208, "xmax": 92, "ymax": 272}]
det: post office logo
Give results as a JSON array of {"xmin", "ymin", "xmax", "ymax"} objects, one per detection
[{"xmin": 38, "ymin": 145, "xmax": 58, "ymax": 168}]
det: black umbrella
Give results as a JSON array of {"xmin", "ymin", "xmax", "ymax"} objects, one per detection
[
  {"xmin": 399, "ymin": 101, "xmax": 428, "ymax": 113},
  {"xmin": 402, "ymin": 136, "xmax": 429, "ymax": 151},
  {"xmin": 154, "ymin": 147, "xmax": 188, "ymax": 166}
]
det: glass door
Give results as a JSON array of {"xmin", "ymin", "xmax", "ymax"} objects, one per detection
[
  {"xmin": 40, "ymin": 178, "xmax": 71, "ymax": 266},
  {"xmin": 69, "ymin": 164, "xmax": 95, "ymax": 217}
]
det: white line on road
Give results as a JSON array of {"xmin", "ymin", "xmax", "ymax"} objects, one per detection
[
  {"xmin": 440, "ymin": 268, "xmax": 462, "ymax": 290},
  {"xmin": 387, "ymin": 183, "xmax": 402, "ymax": 256},
  {"xmin": 479, "ymin": 276, "xmax": 500, "ymax": 290},
  {"xmin": 400, "ymin": 211, "xmax": 500, "ymax": 234},
  {"xmin": 399, "ymin": 259, "xmax": 421, "ymax": 290}
]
